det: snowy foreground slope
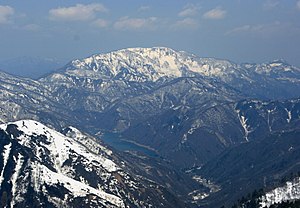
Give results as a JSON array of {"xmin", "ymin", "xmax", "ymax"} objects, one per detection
[
  {"xmin": 260, "ymin": 177, "xmax": 300, "ymax": 207},
  {"xmin": 0, "ymin": 120, "xmax": 183, "ymax": 207}
]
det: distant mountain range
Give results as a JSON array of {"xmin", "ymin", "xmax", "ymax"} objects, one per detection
[
  {"xmin": 0, "ymin": 47, "xmax": 300, "ymax": 207},
  {"xmin": 0, "ymin": 56, "xmax": 64, "ymax": 79}
]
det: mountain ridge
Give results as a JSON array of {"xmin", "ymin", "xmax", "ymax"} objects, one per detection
[
  {"xmin": 0, "ymin": 119, "xmax": 189, "ymax": 207},
  {"xmin": 58, "ymin": 47, "xmax": 300, "ymax": 81},
  {"xmin": 40, "ymin": 47, "xmax": 300, "ymax": 101}
]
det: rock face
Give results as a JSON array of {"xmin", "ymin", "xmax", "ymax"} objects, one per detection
[{"xmin": 0, "ymin": 120, "xmax": 186, "ymax": 208}]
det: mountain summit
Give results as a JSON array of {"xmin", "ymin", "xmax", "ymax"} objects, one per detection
[
  {"xmin": 60, "ymin": 47, "xmax": 236, "ymax": 82},
  {"xmin": 41, "ymin": 47, "xmax": 300, "ymax": 89}
]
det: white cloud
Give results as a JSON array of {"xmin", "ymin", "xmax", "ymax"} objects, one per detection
[
  {"xmin": 203, "ymin": 7, "xmax": 226, "ymax": 20},
  {"xmin": 226, "ymin": 22, "xmax": 300, "ymax": 37},
  {"xmin": 226, "ymin": 25, "xmax": 262, "ymax": 35},
  {"xmin": 22, "ymin": 24, "xmax": 40, "ymax": 31},
  {"xmin": 92, "ymin": 19, "xmax": 109, "ymax": 28},
  {"xmin": 179, "ymin": 4, "xmax": 199, "ymax": 17},
  {"xmin": 114, "ymin": 16, "xmax": 158, "ymax": 30},
  {"xmin": 138, "ymin": 6, "xmax": 150, "ymax": 12},
  {"xmin": 297, "ymin": 1, "xmax": 300, "ymax": 10},
  {"xmin": 0, "ymin": 5, "xmax": 14, "ymax": 24},
  {"xmin": 173, "ymin": 18, "xmax": 199, "ymax": 30},
  {"xmin": 49, "ymin": 3, "xmax": 107, "ymax": 21},
  {"xmin": 263, "ymin": 0, "xmax": 279, "ymax": 10}
]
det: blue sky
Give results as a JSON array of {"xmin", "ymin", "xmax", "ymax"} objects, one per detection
[{"xmin": 0, "ymin": 0, "xmax": 300, "ymax": 66}]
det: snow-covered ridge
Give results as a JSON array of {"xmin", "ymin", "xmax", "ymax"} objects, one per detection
[
  {"xmin": 0, "ymin": 119, "xmax": 186, "ymax": 207},
  {"xmin": 260, "ymin": 177, "xmax": 300, "ymax": 207},
  {"xmin": 1, "ymin": 120, "xmax": 119, "ymax": 172},
  {"xmin": 46, "ymin": 46, "xmax": 300, "ymax": 85},
  {"xmin": 243, "ymin": 59, "xmax": 300, "ymax": 77},
  {"xmin": 0, "ymin": 120, "xmax": 124, "ymax": 207},
  {"xmin": 63, "ymin": 47, "xmax": 237, "ymax": 82}
]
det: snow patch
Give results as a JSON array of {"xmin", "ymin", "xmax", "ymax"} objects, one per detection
[
  {"xmin": 189, "ymin": 190, "xmax": 209, "ymax": 201},
  {"xmin": 267, "ymin": 108, "xmax": 276, "ymax": 132},
  {"xmin": 31, "ymin": 162, "xmax": 125, "ymax": 207},
  {"xmin": 0, "ymin": 142, "xmax": 12, "ymax": 185},
  {"xmin": 237, "ymin": 111, "xmax": 251, "ymax": 142},
  {"xmin": 192, "ymin": 175, "xmax": 221, "ymax": 193},
  {"xmin": 10, "ymin": 153, "xmax": 24, "ymax": 207},
  {"xmin": 284, "ymin": 108, "xmax": 292, "ymax": 123},
  {"xmin": 270, "ymin": 63, "xmax": 282, "ymax": 67},
  {"xmin": 260, "ymin": 177, "xmax": 300, "ymax": 207}
]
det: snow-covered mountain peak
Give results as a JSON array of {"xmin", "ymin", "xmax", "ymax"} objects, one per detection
[
  {"xmin": 1, "ymin": 119, "xmax": 53, "ymax": 137},
  {"xmin": 242, "ymin": 59, "xmax": 300, "ymax": 76},
  {"xmin": 49, "ymin": 47, "xmax": 299, "ymax": 85},
  {"xmin": 39, "ymin": 47, "xmax": 300, "ymax": 100},
  {"xmin": 256, "ymin": 62, "xmax": 300, "ymax": 78},
  {"xmin": 118, "ymin": 46, "xmax": 179, "ymax": 55},
  {"xmin": 61, "ymin": 47, "xmax": 237, "ymax": 82}
]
